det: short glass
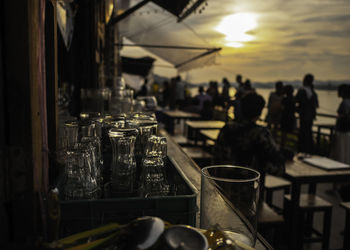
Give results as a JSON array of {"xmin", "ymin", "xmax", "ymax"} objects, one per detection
[{"xmin": 200, "ymin": 165, "xmax": 260, "ymax": 247}]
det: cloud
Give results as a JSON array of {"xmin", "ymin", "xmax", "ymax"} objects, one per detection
[
  {"xmin": 302, "ymin": 14, "xmax": 350, "ymax": 23},
  {"xmin": 287, "ymin": 38, "xmax": 315, "ymax": 47},
  {"xmin": 123, "ymin": 0, "xmax": 350, "ymax": 82},
  {"xmin": 316, "ymin": 29, "xmax": 350, "ymax": 38}
]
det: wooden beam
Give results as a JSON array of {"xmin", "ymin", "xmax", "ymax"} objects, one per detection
[
  {"xmin": 108, "ymin": 0, "xmax": 151, "ymax": 26},
  {"xmin": 45, "ymin": 0, "xmax": 59, "ymax": 184},
  {"xmin": 2, "ymin": 0, "xmax": 46, "ymax": 243}
]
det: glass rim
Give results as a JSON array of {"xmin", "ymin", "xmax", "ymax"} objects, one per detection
[
  {"xmin": 108, "ymin": 127, "xmax": 138, "ymax": 137},
  {"xmin": 201, "ymin": 165, "xmax": 260, "ymax": 183},
  {"xmin": 64, "ymin": 120, "xmax": 79, "ymax": 127}
]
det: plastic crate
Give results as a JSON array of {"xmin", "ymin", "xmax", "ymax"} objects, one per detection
[{"xmin": 59, "ymin": 157, "xmax": 198, "ymax": 237}]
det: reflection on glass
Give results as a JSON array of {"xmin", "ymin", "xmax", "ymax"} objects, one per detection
[{"xmin": 200, "ymin": 165, "xmax": 260, "ymax": 247}]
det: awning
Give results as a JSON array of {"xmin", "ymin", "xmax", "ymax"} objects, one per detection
[
  {"xmin": 121, "ymin": 56, "xmax": 155, "ymax": 77},
  {"xmin": 117, "ymin": 0, "xmax": 221, "ymax": 73}
]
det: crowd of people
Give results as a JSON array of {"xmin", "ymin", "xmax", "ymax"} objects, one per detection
[
  {"xmin": 264, "ymin": 74, "xmax": 319, "ymax": 154},
  {"xmin": 141, "ymin": 73, "xmax": 350, "ymax": 203},
  {"xmin": 143, "ymin": 73, "xmax": 349, "ymax": 164}
]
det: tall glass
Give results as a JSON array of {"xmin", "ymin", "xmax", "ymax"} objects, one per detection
[
  {"xmin": 63, "ymin": 120, "xmax": 79, "ymax": 149},
  {"xmin": 140, "ymin": 136, "xmax": 169, "ymax": 197},
  {"xmin": 200, "ymin": 165, "xmax": 260, "ymax": 247},
  {"xmin": 62, "ymin": 147, "xmax": 99, "ymax": 200},
  {"xmin": 108, "ymin": 128, "xmax": 138, "ymax": 197}
]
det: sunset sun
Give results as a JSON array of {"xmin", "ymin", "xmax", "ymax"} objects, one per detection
[{"xmin": 215, "ymin": 13, "xmax": 258, "ymax": 48}]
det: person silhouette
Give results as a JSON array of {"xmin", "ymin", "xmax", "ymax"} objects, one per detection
[
  {"xmin": 206, "ymin": 80, "xmax": 219, "ymax": 106},
  {"xmin": 137, "ymin": 78, "xmax": 148, "ymax": 97},
  {"xmin": 231, "ymin": 74, "xmax": 247, "ymax": 121},
  {"xmin": 280, "ymin": 85, "xmax": 296, "ymax": 149},
  {"xmin": 265, "ymin": 81, "xmax": 284, "ymax": 135},
  {"xmin": 235, "ymin": 74, "xmax": 245, "ymax": 99},
  {"xmin": 330, "ymin": 84, "xmax": 350, "ymax": 164},
  {"xmin": 161, "ymin": 80, "xmax": 171, "ymax": 107},
  {"xmin": 295, "ymin": 74, "xmax": 319, "ymax": 154},
  {"xmin": 221, "ymin": 77, "xmax": 231, "ymax": 106},
  {"xmin": 194, "ymin": 86, "xmax": 212, "ymax": 113},
  {"xmin": 214, "ymin": 92, "xmax": 285, "ymax": 205}
]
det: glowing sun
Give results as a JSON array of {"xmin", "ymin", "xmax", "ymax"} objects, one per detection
[{"xmin": 215, "ymin": 13, "xmax": 258, "ymax": 48}]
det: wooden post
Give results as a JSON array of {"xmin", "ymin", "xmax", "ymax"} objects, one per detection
[
  {"xmin": 2, "ymin": 0, "xmax": 47, "ymax": 244},
  {"xmin": 46, "ymin": 0, "xmax": 59, "ymax": 183}
]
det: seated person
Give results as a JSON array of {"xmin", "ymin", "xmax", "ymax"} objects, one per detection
[
  {"xmin": 185, "ymin": 86, "xmax": 213, "ymax": 119},
  {"xmin": 214, "ymin": 93, "xmax": 285, "ymax": 204},
  {"xmin": 194, "ymin": 86, "xmax": 212, "ymax": 113}
]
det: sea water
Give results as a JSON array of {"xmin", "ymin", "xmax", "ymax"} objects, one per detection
[{"xmin": 188, "ymin": 87, "xmax": 340, "ymax": 125}]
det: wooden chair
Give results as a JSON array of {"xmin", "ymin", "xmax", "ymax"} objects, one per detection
[
  {"xmin": 258, "ymin": 202, "xmax": 285, "ymax": 248},
  {"xmin": 172, "ymin": 134, "xmax": 190, "ymax": 146},
  {"xmin": 264, "ymin": 175, "xmax": 291, "ymax": 212},
  {"xmin": 181, "ymin": 146, "xmax": 212, "ymax": 167},
  {"xmin": 340, "ymin": 202, "xmax": 350, "ymax": 250},
  {"xmin": 284, "ymin": 194, "xmax": 332, "ymax": 250}
]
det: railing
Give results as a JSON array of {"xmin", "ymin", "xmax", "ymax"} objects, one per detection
[{"xmin": 214, "ymin": 106, "xmax": 338, "ymax": 155}]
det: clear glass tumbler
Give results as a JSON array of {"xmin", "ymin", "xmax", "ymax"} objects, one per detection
[
  {"xmin": 200, "ymin": 165, "xmax": 260, "ymax": 247},
  {"xmin": 108, "ymin": 128, "xmax": 138, "ymax": 197},
  {"xmin": 140, "ymin": 136, "xmax": 169, "ymax": 197}
]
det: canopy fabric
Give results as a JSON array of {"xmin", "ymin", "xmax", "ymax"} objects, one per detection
[
  {"xmin": 118, "ymin": 0, "xmax": 220, "ymax": 72},
  {"xmin": 152, "ymin": 0, "xmax": 190, "ymax": 17},
  {"xmin": 121, "ymin": 56, "xmax": 155, "ymax": 77}
]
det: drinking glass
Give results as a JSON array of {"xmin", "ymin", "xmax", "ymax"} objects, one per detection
[
  {"xmin": 140, "ymin": 136, "xmax": 169, "ymax": 197},
  {"xmin": 200, "ymin": 165, "xmax": 260, "ymax": 247},
  {"xmin": 108, "ymin": 128, "xmax": 138, "ymax": 197},
  {"xmin": 63, "ymin": 120, "xmax": 79, "ymax": 149},
  {"xmin": 62, "ymin": 147, "xmax": 100, "ymax": 200}
]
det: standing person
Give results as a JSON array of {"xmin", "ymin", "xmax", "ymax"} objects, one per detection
[
  {"xmin": 295, "ymin": 73, "xmax": 319, "ymax": 154},
  {"xmin": 235, "ymin": 74, "xmax": 245, "ymax": 99},
  {"xmin": 169, "ymin": 77, "xmax": 177, "ymax": 110},
  {"xmin": 265, "ymin": 81, "xmax": 284, "ymax": 135},
  {"xmin": 280, "ymin": 85, "xmax": 296, "ymax": 149},
  {"xmin": 161, "ymin": 80, "xmax": 171, "ymax": 107},
  {"xmin": 214, "ymin": 92, "xmax": 285, "ymax": 205},
  {"xmin": 137, "ymin": 78, "xmax": 148, "ymax": 97},
  {"xmin": 243, "ymin": 79, "xmax": 255, "ymax": 94},
  {"xmin": 330, "ymin": 84, "xmax": 350, "ymax": 164},
  {"xmin": 221, "ymin": 77, "xmax": 231, "ymax": 106},
  {"xmin": 175, "ymin": 76, "xmax": 185, "ymax": 110},
  {"xmin": 231, "ymin": 74, "xmax": 246, "ymax": 121},
  {"xmin": 206, "ymin": 81, "xmax": 219, "ymax": 106}
]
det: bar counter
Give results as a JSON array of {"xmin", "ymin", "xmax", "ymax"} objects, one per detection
[{"xmin": 160, "ymin": 129, "xmax": 272, "ymax": 250}]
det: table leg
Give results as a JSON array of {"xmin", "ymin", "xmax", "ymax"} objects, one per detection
[
  {"xmin": 164, "ymin": 115, "xmax": 175, "ymax": 135},
  {"xmin": 308, "ymin": 183, "xmax": 316, "ymax": 194},
  {"xmin": 289, "ymin": 182, "xmax": 302, "ymax": 250},
  {"xmin": 194, "ymin": 129, "xmax": 199, "ymax": 146},
  {"xmin": 305, "ymin": 183, "xmax": 317, "ymax": 237},
  {"xmin": 344, "ymin": 209, "xmax": 350, "ymax": 250},
  {"xmin": 317, "ymin": 126, "xmax": 321, "ymax": 147}
]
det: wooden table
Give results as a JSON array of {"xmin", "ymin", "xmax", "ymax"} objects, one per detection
[
  {"xmin": 200, "ymin": 129, "xmax": 220, "ymax": 141},
  {"xmin": 199, "ymin": 129, "xmax": 220, "ymax": 148},
  {"xmin": 161, "ymin": 129, "xmax": 273, "ymax": 250},
  {"xmin": 162, "ymin": 110, "xmax": 200, "ymax": 135},
  {"xmin": 284, "ymin": 156, "xmax": 350, "ymax": 250},
  {"xmin": 185, "ymin": 120, "xmax": 225, "ymax": 145}
]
